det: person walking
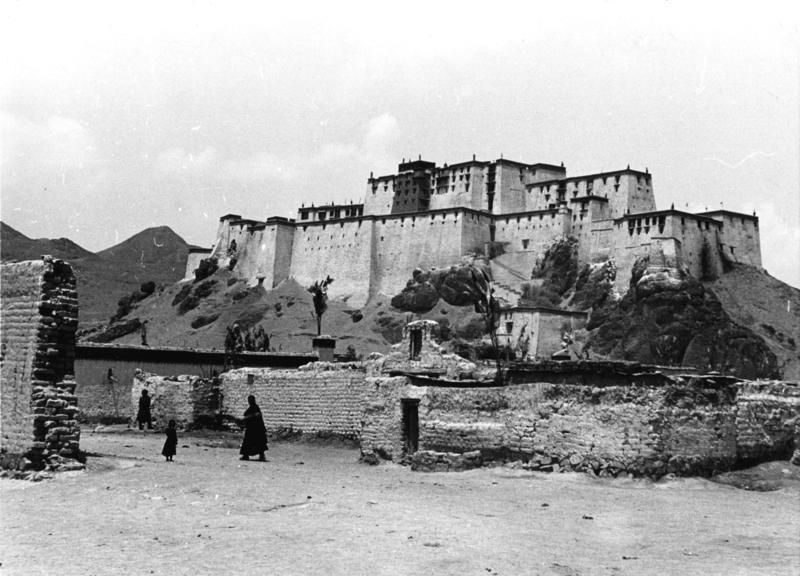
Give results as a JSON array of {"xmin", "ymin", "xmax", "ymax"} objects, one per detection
[{"xmin": 239, "ymin": 395, "xmax": 268, "ymax": 461}]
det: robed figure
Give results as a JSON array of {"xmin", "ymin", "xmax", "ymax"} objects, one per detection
[{"xmin": 239, "ymin": 395, "xmax": 268, "ymax": 461}]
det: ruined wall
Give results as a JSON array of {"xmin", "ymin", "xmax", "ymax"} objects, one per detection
[
  {"xmin": 735, "ymin": 380, "xmax": 800, "ymax": 463},
  {"xmin": 1, "ymin": 259, "xmax": 80, "ymax": 467},
  {"xmin": 131, "ymin": 371, "xmax": 218, "ymax": 429},
  {"xmin": 75, "ymin": 357, "xmax": 221, "ymax": 420},
  {"xmin": 219, "ymin": 363, "xmax": 368, "ymax": 438},
  {"xmin": 361, "ymin": 375, "xmax": 800, "ymax": 477}
]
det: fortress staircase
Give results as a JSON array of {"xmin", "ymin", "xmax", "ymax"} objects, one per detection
[
  {"xmin": 489, "ymin": 255, "xmax": 534, "ymax": 306},
  {"xmin": 488, "ymin": 253, "xmax": 534, "ymax": 306},
  {"xmin": 492, "ymin": 281, "xmax": 523, "ymax": 306}
]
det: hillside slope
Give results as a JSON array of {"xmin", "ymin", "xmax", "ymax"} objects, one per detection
[
  {"xmin": 0, "ymin": 222, "xmax": 94, "ymax": 261},
  {"xmin": 82, "ymin": 266, "xmax": 485, "ymax": 357},
  {"xmin": 1, "ymin": 223, "xmax": 190, "ymax": 327},
  {"xmin": 76, "ymin": 226, "xmax": 190, "ymax": 325},
  {"xmin": 707, "ymin": 266, "xmax": 800, "ymax": 379}
]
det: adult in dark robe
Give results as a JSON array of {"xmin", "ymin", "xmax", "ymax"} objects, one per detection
[
  {"xmin": 239, "ymin": 395, "xmax": 268, "ymax": 461},
  {"xmin": 136, "ymin": 389, "xmax": 152, "ymax": 430}
]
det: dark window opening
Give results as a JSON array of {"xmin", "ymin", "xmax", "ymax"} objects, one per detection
[{"xmin": 409, "ymin": 329, "xmax": 423, "ymax": 360}]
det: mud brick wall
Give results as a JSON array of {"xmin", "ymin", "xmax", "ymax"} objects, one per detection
[
  {"xmin": 131, "ymin": 371, "xmax": 218, "ymax": 430},
  {"xmin": 1, "ymin": 258, "xmax": 80, "ymax": 467},
  {"xmin": 735, "ymin": 380, "xmax": 800, "ymax": 462},
  {"xmin": 219, "ymin": 363, "xmax": 367, "ymax": 439},
  {"xmin": 361, "ymin": 376, "xmax": 748, "ymax": 477}
]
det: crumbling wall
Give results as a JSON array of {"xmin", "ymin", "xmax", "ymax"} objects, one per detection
[
  {"xmin": 360, "ymin": 374, "xmax": 800, "ymax": 477},
  {"xmin": 735, "ymin": 380, "xmax": 800, "ymax": 463},
  {"xmin": 1, "ymin": 258, "xmax": 80, "ymax": 468},
  {"xmin": 131, "ymin": 371, "xmax": 218, "ymax": 429},
  {"xmin": 219, "ymin": 363, "xmax": 367, "ymax": 438}
]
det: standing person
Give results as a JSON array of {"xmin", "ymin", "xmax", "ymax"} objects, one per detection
[
  {"xmin": 239, "ymin": 395, "xmax": 268, "ymax": 461},
  {"xmin": 162, "ymin": 420, "xmax": 177, "ymax": 462},
  {"xmin": 136, "ymin": 389, "xmax": 152, "ymax": 430},
  {"xmin": 141, "ymin": 320, "xmax": 149, "ymax": 347}
]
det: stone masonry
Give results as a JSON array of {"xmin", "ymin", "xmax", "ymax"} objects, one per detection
[
  {"xmin": 360, "ymin": 373, "xmax": 800, "ymax": 478},
  {"xmin": 1, "ymin": 258, "xmax": 81, "ymax": 470}
]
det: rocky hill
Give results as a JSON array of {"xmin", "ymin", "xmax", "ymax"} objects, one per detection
[
  {"xmin": 81, "ymin": 266, "xmax": 485, "ymax": 357},
  {"xmin": 1, "ymin": 223, "xmax": 190, "ymax": 327}
]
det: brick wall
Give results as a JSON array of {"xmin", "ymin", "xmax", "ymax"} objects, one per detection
[
  {"xmin": 360, "ymin": 374, "xmax": 800, "ymax": 477},
  {"xmin": 219, "ymin": 362, "xmax": 367, "ymax": 439},
  {"xmin": 1, "ymin": 258, "xmax": 80, "ymax": 468}
]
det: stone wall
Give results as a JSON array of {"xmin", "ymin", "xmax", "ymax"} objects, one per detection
[
  {"xmin": 131, "ymin": 371, "xmax": 218, "ymax": 429},
  {"xmin": 735, "ymin": 380, "xmax": 800, "ymax": 463},
  {"xmin": 219, "ymin": 362, "xmax": 368, "ymax": 438},
  {"xmin": 1, "ymin": 258, "xmax": 80, "ymax": 469},
  {"xmin": 360, "ymin": 373, "xmax": 800, "ymax": 477}
]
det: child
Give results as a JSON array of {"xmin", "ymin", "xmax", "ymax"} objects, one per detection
[{"xmin": 162, "ymin": 420, "xmax": 177, "ymax": 462}]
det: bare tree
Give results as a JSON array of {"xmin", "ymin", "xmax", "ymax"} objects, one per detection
[
  {"xmin": 469, "ymin": 265, "xmax": 503, "ymax": 382},
  {"xmin": 308, "ymin": 275, "xmax": 334, "ymax": 336}
]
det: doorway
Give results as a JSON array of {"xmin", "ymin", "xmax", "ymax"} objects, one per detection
[
  {"xmin": 402, "ymin": 399, "xmax": 420, "ymax": 455},
  {"xmin": 409, "ymin": 329, "xmax": 422, "ymax": 359}
]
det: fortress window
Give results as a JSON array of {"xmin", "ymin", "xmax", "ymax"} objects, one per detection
[{"xmin": 522, "ymin": 239, "xmax": 529, "ymax": 249}]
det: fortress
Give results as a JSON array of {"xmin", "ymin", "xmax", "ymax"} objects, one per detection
[{"xmin": 187, "ymin": 156, "xmax": 762, "ymax": 307}]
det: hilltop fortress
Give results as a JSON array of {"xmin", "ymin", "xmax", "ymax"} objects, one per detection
[{"xmin": 187, "ymin": 157, "xmax": 761, "ymax": 307}]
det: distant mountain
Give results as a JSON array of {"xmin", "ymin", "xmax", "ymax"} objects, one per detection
[
  {"xmin": 1, "ymin": 222, "xmax": 190, "ymax": 327},
  {"xmin": 0, "ymin": 222, "xmax": 95, "ymax": 262}
]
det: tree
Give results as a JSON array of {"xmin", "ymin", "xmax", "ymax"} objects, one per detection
[
  {"xmin": 469, "ymin": 265, "xmax": 503, "ymax": 382},
  {"xmin": 308, "ymin": 276, "xmax": 334, "ymax": 336}
]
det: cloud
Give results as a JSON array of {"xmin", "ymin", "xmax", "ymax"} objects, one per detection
[
  {"xmin": 220, "ymin": 152, "xmax": 296, "ymax": 182},
  {"xmin": 363, "ymin": 113, "xmax": 400, "ymax": 152},
  {"xmin": 1, "ymin": 112, "xmax": 96, "ymax": 171},
  {"xmin": 155, "ymin": 146, "xmax": 218, "ymax": 177}
]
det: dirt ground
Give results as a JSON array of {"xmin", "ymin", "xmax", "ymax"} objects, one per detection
[{"xmin": 1, "ymin": 430, "xmax": 799, "ymax": 576}]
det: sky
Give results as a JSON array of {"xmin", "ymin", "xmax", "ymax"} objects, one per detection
[{"xmin": 2, "ymin": 1, "xmax": 798, "ymax": 287}]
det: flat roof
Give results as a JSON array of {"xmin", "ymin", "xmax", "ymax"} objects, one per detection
[
  {"xmin": 503, "ymin": 306, "xmax": 588, "ymax": 317},
  {"xmin": 526, "ymin": 168, "xmax": 651, "ymax": 189},
  {"xmin": 697, "ymin": 209, "xmax": 758, "ymax": 221}
]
